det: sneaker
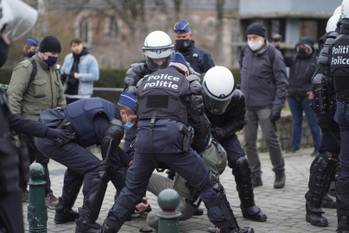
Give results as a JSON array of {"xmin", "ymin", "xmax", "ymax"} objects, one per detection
[{"xmin": 45, "ymin": 192, "xmax": 59, "ymax": 210}]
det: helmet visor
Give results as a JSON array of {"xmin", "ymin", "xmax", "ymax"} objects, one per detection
[{"xmin": 203, "ymin": 91, "xmax": 231, "ymax": 115}]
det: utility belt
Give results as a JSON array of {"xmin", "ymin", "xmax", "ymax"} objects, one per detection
[
  {"xmin": 140, "ymin": 115, "xmax": 194, "ymax": 153},
  {"xmin": 337, "ymin": 92, "xmax": 349, "ymax": 103}
]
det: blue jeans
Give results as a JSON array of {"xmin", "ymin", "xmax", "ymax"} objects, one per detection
[{"xmin": 288, "ymin": 96, "xmax": 321, "ymax": 151}]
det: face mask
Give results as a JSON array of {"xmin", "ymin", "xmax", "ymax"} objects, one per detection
[
  {"xmin": 44, "ymin": 56, "xmax": 58, "ymax": 67},
  {"xmin": 27, "ymin": 51, "xmax": 36, "ymax": 58},
  {"xmin": 124, "ymin": 114, "xmax": 134, "ymax": 130},
  {"xmin": 247, "ymin": 40, "xmax": 264, "ymax": 51},
  {"xmin": 124, "ymin": 121, "xmax": 134, "ymax": 130},
  {"xmin": 175, "ymin": 39, "xmax": 192, "ymax": 52}
]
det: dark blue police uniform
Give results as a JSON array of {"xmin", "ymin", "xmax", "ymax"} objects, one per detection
[
  {"xmin": 101, "ymin": 66, "xmax": 250, "ymax": 233},
  {"xmin": 35, "ymin": 97, "xmax": 129, "ymax": 232},
  {"xmin": 329, "ymin": 18, "xmax": 349, "ymax": 232},
  {"xmin": 206, "ymin": 89, "xmax": 266, "ymax": 222}
]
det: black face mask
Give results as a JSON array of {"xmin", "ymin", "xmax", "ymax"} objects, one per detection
[
  {"xmin": 175, "ymin": 39, "xmax": 192, "ymax": 52},
  {"xmin": 44, "ymin": 56, "xmax": 58, "ymax": 67},
  {"xmin": 26, "ymin": 51, "xmax": 36, "ymax": 58},
  {"xmin": 296, "ymin": 47, "xmax": 309, "ymax": 58},
  {"xmin": 0, "ymin": 38, "xmax": 9, "ymax": 67}
]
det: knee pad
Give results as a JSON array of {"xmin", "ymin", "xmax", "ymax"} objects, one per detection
[{"xmin": 234, "ymin": 157, "xmax": 251, "ymax": 177}]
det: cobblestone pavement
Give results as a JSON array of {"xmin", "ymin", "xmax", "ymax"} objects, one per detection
[{"xmin": 23, "ymin": 148, "xmax": 337, "ymax": 233}]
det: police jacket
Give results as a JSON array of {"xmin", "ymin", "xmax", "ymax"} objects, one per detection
[
  {"xmin": 177, "ymin": 41, "xmax": 215, "ymax": 74},
  {"xmin": 205, "ymin": 89, "xmax": 246, "ymax": 140},
  {"xmin": 63, "ymin": 97, "xmax": 118, "ymax": 146},
  {"xmin": 7, "ymin": 54, "xmax": 66, "ymax": 120},
  {"xmin": 285, "ymin": 54, "xmax": 316, "ymax": 97},
  {"xmin": 124, "ymin": 62, "xmax": 153, "ymax": 89},
  {"xmin": 239, "ymin": 44, "xmax": 288, "ymax": 110},
  {"xmin": 137, "ymin": 66, "xmax": 191, "ymax": 124},
  {"xmin": 330, "ymin": 20, "xmax": 349, "ymax": 102}
]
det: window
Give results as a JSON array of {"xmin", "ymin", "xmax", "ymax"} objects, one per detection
[
  {"xmin": 79, "ymin": 17, "xmax": 90, "ymax": 44},
  {"xmin": 106, "ymin": 16, "xmax": 119, "ymax": 37}
]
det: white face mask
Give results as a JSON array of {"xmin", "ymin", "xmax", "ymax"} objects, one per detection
[{"xmin": 247, "ymin": 40, "xmax": 264, "ymax": 51}]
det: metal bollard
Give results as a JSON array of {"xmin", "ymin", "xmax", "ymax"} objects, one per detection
[
  {"xmin": 157, "ymin": 188, "xmax": 182, "ymax": 233},
  {"xmin": 27, "ymin": 162, "xmax": 47, "ymax": 233}
]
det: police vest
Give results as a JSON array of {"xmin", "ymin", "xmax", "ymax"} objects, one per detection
[
  {"xmin": 137, "ymin": 66, "xmax": 190, "ymax": 124},
  {"xmin": 0, "ymin": 90, "xmax": 20, "ymax": 196},
  {"xmin": 64, "ymin": 97, "xmax": 118, "ymax": 146},
  {"xmin": 330, "ymin": 34, "xmax": 349, "ymax": 101}
]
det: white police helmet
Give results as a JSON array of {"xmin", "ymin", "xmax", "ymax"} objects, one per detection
[
  {"xmin": 0, "ymin": 0, "xmax": 38, "ymax": 42},
  {"xmin": 143, "ymin": 30, "xmax": 174, "ymax": 71},
  {"xmin": 326, "ymin": 12, "xmax": 341, "ymax": 32},
  {"xmin": 342, "ymin": 0, "xmax": 349, "ymax": 19},
  {"xmin": 202, "ymin": 66, "xmax": 235, "ymax": 115}
]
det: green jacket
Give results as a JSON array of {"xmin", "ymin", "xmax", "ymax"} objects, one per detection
[{"xmin": 7, "ymin": 54, "xmax": 66, "ymax": 120}]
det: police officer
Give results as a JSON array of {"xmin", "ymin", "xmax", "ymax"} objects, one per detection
[
  {"xmin": 330, "ymin": 1, "xmax": 349, "ymax": 232},
  {"xmin": 173, "ymin": 19, "xmax": 215, "ymax": 74},
  {"xmin": 203, "ymin": 66, "xmax": 267, "ymax": 222},
  {"xmin": 35, "ymin": 94, "xmax": 137, "ymax": 233},
  {"xmin": 305, "ymin": 10, "xmax": 341, "ymax": 227},
  {"xmin": 101, "ymin": 53, "xmax": 253, "ymax": 233},
  {"xmin": 124, "ymin": 30, "xmax": 174, "ymax": 92}
]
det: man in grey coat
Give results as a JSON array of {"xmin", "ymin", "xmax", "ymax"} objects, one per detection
[{"xmin": 240, "ymin": 22, "xmax": 288, "ymax": 189}]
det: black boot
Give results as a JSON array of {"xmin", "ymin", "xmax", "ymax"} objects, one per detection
[
  {"xmin": 305, "ymin": 204, "xmax": 328, "ymax": 227},
  {"xmin": 54, "ymin": 198, "xmax": 79, "ymax": 224},
  {"xmin": 233, "ymin": 157, "xmax": 267, "ymax": 222},
  {"xmin": 273, "ymin": 170, "xmax": 285, "ymax": 189},
  {"xmin": 75, "ymin": 208, "xmax": 102, "ymax": 233},
  {"xmin": 305, "ymin": 154, "xmax": 337, "ymax": 227},
  {"xmin": 101, "ymin": 217, "xmax": 123, "ymax": 233}
]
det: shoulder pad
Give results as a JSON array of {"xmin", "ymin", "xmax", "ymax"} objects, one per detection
[
  {"xmin": 231, "ymin": 89, "xmax": 244, "ymax": 99},
  {"xmin": 128, "ymin": 62, "xmax": 147, "ymax": 74}
]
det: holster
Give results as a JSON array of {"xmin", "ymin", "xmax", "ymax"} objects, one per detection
[{"xmin": 179, "ymin": 124, "xmax": 194, "ymax": 153}]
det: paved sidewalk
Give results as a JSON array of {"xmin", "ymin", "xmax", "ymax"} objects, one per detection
[{"xmin": 23, "ymin": 148, "xmax": 337, "ymax": 233}]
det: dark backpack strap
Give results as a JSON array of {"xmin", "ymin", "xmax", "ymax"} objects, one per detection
[{"xmin": 29, "ymin": 58, "xmax": 37, "ymax": 85}]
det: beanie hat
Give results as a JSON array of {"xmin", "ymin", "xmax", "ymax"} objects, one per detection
[
  {"xmin": 169, "ymin": 52, "xmax": 189, "ymax": 74},
  {"xmin": 118, "ymin": 92, "xmax": 137, "ymax": 113},
  {"xmin": 170, "ymin": 52, "xmax": 187, "ymax": 66},
  {"xmin": 26, "ymin": 37, "xmax": 39, "ymax": 47},
  {"xmin": 39, "ymin": 36, "xmax": 62, "ymax": 53},
  {"xmin": 246, "ymin": 22, "xmax": 267, "ymax": 38}
]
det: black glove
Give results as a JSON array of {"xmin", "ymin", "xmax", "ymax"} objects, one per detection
[
  {"xmin": 212, "ymin": 127, "xmax": 226, "ymax": 142},
  {"xmin": 270, "ymin": 105, "xmax": 282, "ymax": 123},
  {"xmin": 46, "ymin": 128, "xmax": 74, "ymax": 144}
]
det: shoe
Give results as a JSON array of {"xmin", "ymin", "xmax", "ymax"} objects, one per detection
[
  {"xmin": 45, "ymin": 192, "xmax": 59, "ymax": 210},
  {"xmin": 75, "ymin": 221, "xmax": 101, "ymax": 233},
  {"xmin": 193, "ymin": 207, "xmax": 204, "ymax": 216},
  {"xmin": 306, "ymin": 212, "xmax": 328, "ymax": 227},
  {"xmin": 242, "ymin": 206, "xmax": 267, "ymax": 222},
  {"xmin": 321, "ymin": 194, "xmax": 336, "ymax": 209},
  {"xmin": 251, "ymin": 176, "xmax": 263, "ymax": 188},
  {"xmin": 55, "ymin": 207, "xmax": 79, "ymax": 224},
  {"xmin": 273, "ymin": 171, "xmax": 285, "ymax": 189}
]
